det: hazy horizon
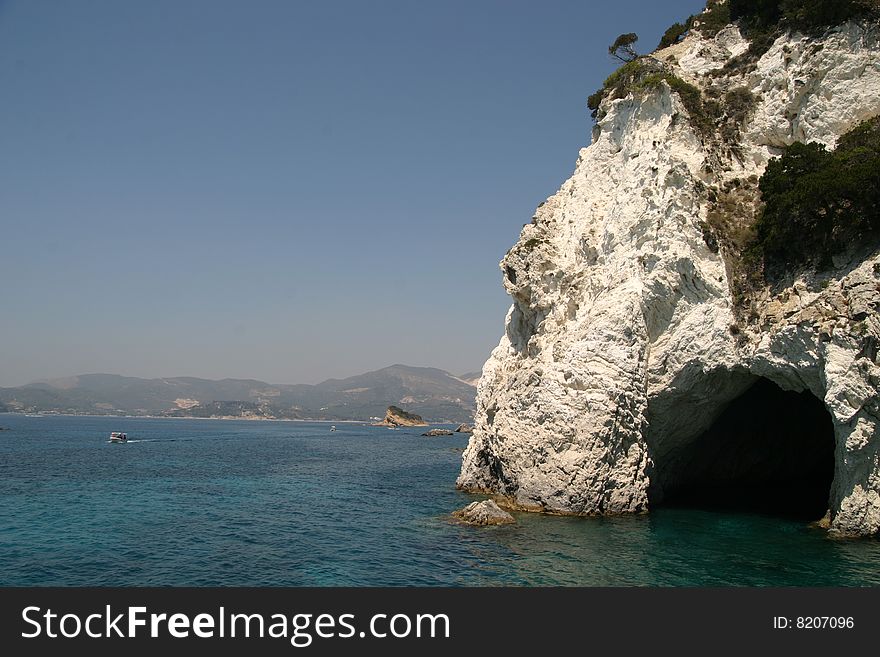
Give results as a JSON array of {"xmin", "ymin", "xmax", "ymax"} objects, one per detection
[
  {"xmin": 0, "ymin": 0, "xmax": 706, "ymax": 387},
  {"xmin": 3, "ymin": 362, "xmax": 483, "ymax": 389}
]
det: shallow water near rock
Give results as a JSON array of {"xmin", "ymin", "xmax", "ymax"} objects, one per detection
[{"xmin": 1, "ymin": 415, "xmax": 878, "ymax": 586}]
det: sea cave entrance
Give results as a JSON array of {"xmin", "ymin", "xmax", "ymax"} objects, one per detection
[{"xmin": 651, "ymin": 377, "xmax": 835, "ymax": 521}]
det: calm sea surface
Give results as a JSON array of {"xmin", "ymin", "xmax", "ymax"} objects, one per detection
[{"xmin": 1, "ymin": 414, "xmax": 878, "ymax": 586}]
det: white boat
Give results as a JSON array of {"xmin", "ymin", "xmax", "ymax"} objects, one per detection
[
  {"xmin": 330, "ymin": 425, "xmax": 337, "ymax": 432},
  {"xmin": 109, "ymin": 431, "xmax": 128, "ymax": 443}
]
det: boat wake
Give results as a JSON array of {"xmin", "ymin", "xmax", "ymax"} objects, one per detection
[{"xmin": 123, "ymin": 438, "xmax": 180, "ymax": 443}]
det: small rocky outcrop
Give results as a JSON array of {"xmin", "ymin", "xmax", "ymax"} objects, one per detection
[
  {"xmin": 455, "ymin": 423, "xmax": 474, "ymax": 433},
  {"xmin": 452, "ymin": 500, "xmax": 515, "ymax": 526},
  {"xmin": 423, "ymin": 428, "xmax": 455, "ymax": 436},
  {"xmin": 374, "ymin": 405, "xmax": 427, "ymax": 427}
]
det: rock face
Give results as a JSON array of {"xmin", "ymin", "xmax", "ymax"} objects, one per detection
[
  {"xmin": 452, "ymin": 500, "xmax": 516, "ymax": 526},
  {"xmin": 375, "ymin": 405, "xmax": 427, "ymax": 427},
  {"xmin": 423, "ymin": 428, "xmax": 455, "ymax": 436},
  {"xmin": 458, "ymin": 21, "xmax": 880, "ymax": 536},
  {"xmin": 455, "ymin": 423, "xmax": 474, "ymax": 433}
]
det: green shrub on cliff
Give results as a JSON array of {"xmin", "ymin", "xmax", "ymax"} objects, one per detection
[
  {"xmin": 602, "ymin": 1, "xmax": 879, "ymax": 121},
  {"xmin": 587, "ymin": 57, "xmax": 709, "ymax": 126},
  {"xmin": 657, "ymin": 22, "xmax": 689, "ymax": 49},
  {"xmin": 658, "ymin": 0, "xmax": 880, "ymax": 54},
  {"xmin": 637, "ymin": 73, "xmax": 715, "ymax": 136},
  {"xmin": 719, "ymin": 1, "xmax": 879, "ymax": 74},
  {"xmin": 588, "ymin": 63, "xmax": 754, "ymax": 142},
  {"xmin": 654, "ymin": 1, "xmax": 732, "ymax": 49},
  {"xmin": 659, "ymin": 0, "xmax": 880, "ymax": 80},
  {"xmin": 731, "ymin": 0, "xmax": 879, "ymax": 33},
  {"xmin": 728, "ymin": 0, "xmax": 782, "ymax": 29},
  {"xmin": 694, "ymin": 0, "xmax": 733, "ymax": 36},
  {"xmin": 587, "ymin": 58, "xmax": 660, "ymax": 118},
  {"xmin": 749, "ymin": 116, "xmax": 880, "ymax": 276}
]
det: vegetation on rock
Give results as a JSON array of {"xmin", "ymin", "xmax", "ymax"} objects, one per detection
[
  {"xmin": 748, "ymin": 115, "xmax": 880, "ymax": 278},
  {"xmin": 654, "ymin": 0, "xmax": 880, "ymax": 77},
  {"xmin": 704, "ymin": 115, "xmax": 880, "ymax": 324},
  {"xmin": 587, "ymin": 58, "xmax": 659, "ymax": 118},
  {"xmin": 694, "ymin": 0, "xmax": 733, "ymax": 37},
  {"xmin": 637, "ymin": 73, "xmax": 714, "ymax": 136},
  {"xmin": 588, "ymin": 59, "xmax": 704, "ymax": 123},
  {"xmin": 379, "ymin": 405, "xmax": 427, "ymax": 426},
  {"xmin": 730, "ymin": 0, "xmax": 879, "ymax": 34},
  {"xmin": 585, "ymin": 0, "xmax": 880, "ymax": 315},
  {"xmin": 657, "ymin": 21, "xmax": 689, "ymax": 49},
  {"xmin": 609, "ymin": 32, "xmax": 640, "ymax": 62},
  {"xmin": 588, "ymin": 60, "xmax": 756, "ymax": 145}
]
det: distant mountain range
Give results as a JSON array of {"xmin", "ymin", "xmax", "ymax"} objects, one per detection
[{"xmin": 0, "ymin": 365, "xmax": 478, "ymax": 423}]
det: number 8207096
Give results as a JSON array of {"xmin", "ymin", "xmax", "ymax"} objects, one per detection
[{"xmin": 773, "ymin": 616, "xmax": 854, "ymax": 629}]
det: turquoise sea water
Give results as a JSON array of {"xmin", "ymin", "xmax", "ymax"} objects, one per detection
[{"xmin": 1, "ymin": 414, "xmax": 878, "ymax": 586}]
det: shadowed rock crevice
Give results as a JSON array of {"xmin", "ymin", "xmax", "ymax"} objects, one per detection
[{"xmin": 648, "ymin": 378, "xmax": 835, "ymax": 520}]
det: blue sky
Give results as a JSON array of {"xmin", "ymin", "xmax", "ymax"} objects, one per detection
[{"xmin": 0, "ymin": 0, "xmax": 706, "ymax": 386}]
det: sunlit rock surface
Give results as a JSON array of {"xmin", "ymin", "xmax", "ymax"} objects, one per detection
[{"xmin": 458, "ymin": 21, "xmax": 880, "ymax": 536}]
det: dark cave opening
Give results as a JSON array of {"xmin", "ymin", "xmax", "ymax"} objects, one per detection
[{"xmin": 653, "ymin": 378, "xmax": 835, "ymax": 521}]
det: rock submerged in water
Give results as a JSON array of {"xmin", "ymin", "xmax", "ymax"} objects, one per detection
[
  {"xmin": 374, "ymin": 405, "xmax": 427, "ymax": 427},
  {"xmin": 423, "ymin": 428, "xmax": 455, "ymax": 436},
  {"xmin": 452, "ymin": 500, "xmax": 515, "ymax": 526},
  {"xmin": 455, "ymin": 423, "xmax": 473, "ymax": 433}
]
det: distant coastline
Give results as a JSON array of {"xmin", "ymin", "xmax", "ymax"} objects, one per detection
[
  {"xmin": 0, "ymin": 411, "xmax": 374, "ymax": 424},
  {"xmin": 0, "ymin": 364, "xmax": 477, "ymax": 425},
  {"xmin": 0, "ymin": 411, "xmax": 463, "ymax": 426}
]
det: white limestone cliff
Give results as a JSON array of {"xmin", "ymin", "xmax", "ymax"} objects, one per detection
[{"xmin": 457, "ymin": 20, "xmax": 880, "ymax": 536}]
